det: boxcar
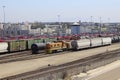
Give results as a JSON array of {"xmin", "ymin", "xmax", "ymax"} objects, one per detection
[
  {"xmin": 27, "ymin": 39, "xmax": 44, "ymax": 49},
  {"xmin": 8, "ymin": 40, "xmax": 27, "ymax": 52},
  {"xmin": 27, "ymin": 39, "xmax": 34, "ymax": 49},
  {"xmin": 47, "ymin": 38, "xmax": 57, "ymax": 42},
  {"xmin": 34, "ymin": 38, "xmax": 44, "ymax": 43}
]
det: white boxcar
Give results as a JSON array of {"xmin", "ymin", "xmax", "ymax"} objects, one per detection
[
  {"xmin": 102, "ymin": 37, "xmax": 112, "ymax": 45},
  {"xmin": 71, "ymin": 39, "xmax": 91, "ymax": 50},
  {"xmin": 0, "ymin": 42, "xmax": 8, "ymax": 53},
  {"xmin": 91, "ymin": 38, "xmax": 102, "ymax": 47}
]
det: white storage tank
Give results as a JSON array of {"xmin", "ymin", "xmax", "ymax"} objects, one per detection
[{"xmin": 0, "ymin": 42, "xmax": 8, "ymax": 53}]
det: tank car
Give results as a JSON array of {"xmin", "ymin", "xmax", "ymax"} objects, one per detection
[
  {"xmin": 0, "ymin": 42, "xmax": 8, "ymax": 53},
  {"xmin": 90, "ymin": 38, "xmax": 102, "ymax": 47},
  {"xmin": 112, "ymin": 36, "xmax": 119, "ymax": 43},
  {"xmin": 31, "ymin": 43, "xmax": 46, "ymax": 54},
  {"xmin": 71, "ymin": 39, "xmax": 91, "ymax": 50},
  {"xmin": 118, "ymin": 36, "xmax": 120, "ymax": 42},
  {"xmin": 102, "ymin": 37, "xmax": 112, "ymax": 45}
]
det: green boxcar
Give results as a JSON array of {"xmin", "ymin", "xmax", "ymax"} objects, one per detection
[
  {"xmin": 42, "ymin": 38, "xmax": 57, "ymax": 43},
  {"xmin": 27, "ymin": 39, "xmax": 35, "ymax": 49},
  {"xmin": 27, "ymin": 38, "xmax": 43, "ymax": 49},
  {"xmin": 8, "ymin": 40, "xmax": 27, "ymax": 52},
  {"xmin": 48, "ymin": 38, "xmax": 57, "ymax": 42},
  {"xmin": 34, "ymin": 39, "xmax": 43, "ymax": 43},
  {"xmin": 19, "ymin": 40, "xmax": 27, "ymax": 50},
  {"xmin": 44, "ymin": 38, "xmax": 50, "ymax": 43}
]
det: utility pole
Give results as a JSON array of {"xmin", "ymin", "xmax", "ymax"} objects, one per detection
[
  {"xmin": 100, "ymin": 17, "xmax": 102, "ymax": 34},
  {"xmin": 57, "ymin": 15, "xmax": 60, "ymax": 36},
  {"xmin": 91, "ymin": 16, "xmax": 93, "ymax": 24},
  {"xmin": 90, "ymin": 16, "xmax": 93, "ymax": 35},
  {"xmin": 2, "ymin": 6, "xmax": 6, "ymax": 38},
  {"xmin": 3, "ymin": 6, "xmax": 5, "ymax": 23}
]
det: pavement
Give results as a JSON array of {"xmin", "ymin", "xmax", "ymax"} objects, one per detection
[
  {"xmin": 72, "ymin": 60, "xmax": 120, "ymax": 80},
  {"xmin": 0, "ymin": 43, "xmax": 120, "ymax": 79}
]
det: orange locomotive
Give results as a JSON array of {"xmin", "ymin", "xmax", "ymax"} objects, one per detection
[{"xmin": 45, "ymin": 41, "xmax": 71, "ymax": 54}]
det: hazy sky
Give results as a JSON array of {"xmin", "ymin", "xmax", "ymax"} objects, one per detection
[{"xmin": 0, "ymin": 0, "xmax": 120, "ymax": 22}]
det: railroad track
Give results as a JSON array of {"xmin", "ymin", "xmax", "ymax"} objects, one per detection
[
  {"xmin": 2, "ymin": 49, "xmax": 120, "ymax": 80},
  {"xmin": 0, "ymin": 50, "xmax": 44, "ymax": 64},
  {"xmin": 0, "ymin": 43, "xmax": 120, "ymax": 64},
  {"xmin": 0, "ymin": 49, "xmax": 72, "ymax": 64},
  {"xmin": 0, "ymin": 51, "xmax": 31, "ymax": 59}
]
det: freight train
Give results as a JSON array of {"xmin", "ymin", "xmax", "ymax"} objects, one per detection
[
  {"xmin": 0, "ymin": 38, "xmax": 57, "ymax": 54},
  {"xmin": 31, "ymin": 36, "xmax": 120, "ymax": 54}
]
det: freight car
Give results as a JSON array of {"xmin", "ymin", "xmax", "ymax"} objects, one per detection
[
  {"xmin": 112, "ymin": 36, "xmax": 120, "ymax": 43},
  {"xmin": 0, "ymin": 42, "xmax": 8, "ymax": 53},
  {"xmin": 71, "ymin": 39, "xmax": 91, "ymax": 50},
  {"xmin": 27, "ymin": 38, "xmax": 44, "ymax": 50},
  {"xmin": 7, "ymin": 40, "xmax": 27, "ymax": 52},
  {"xmin": 0, "ymin": 38, "xmax": 57, "ymax": 54},
  {"xmin": 31, "ymin": 43, "xmax": 46, "ymax": 54},
  {"xmin": 71, "ymin": 37, "xmax": 112, "ymax": 50}
]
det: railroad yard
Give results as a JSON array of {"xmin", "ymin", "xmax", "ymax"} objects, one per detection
[
  {"xmin": 0, "ymin": 1, "xmax": 120, "ymax": 80},
  {"xmin": 0, "ymin": 42, "xmax": 120, "ymax": 80}
]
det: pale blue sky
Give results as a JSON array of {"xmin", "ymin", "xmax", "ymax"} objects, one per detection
[{"xmin": 0, "ymin": 0, "xmax": 120, "ymax": 22}]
